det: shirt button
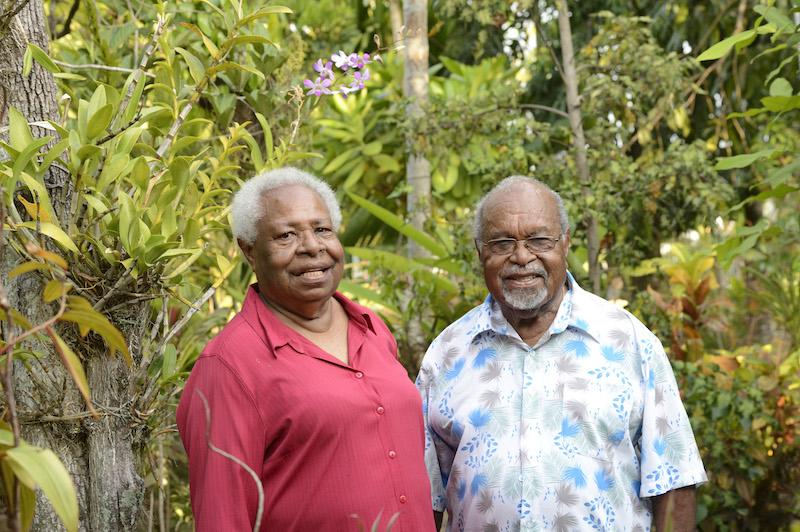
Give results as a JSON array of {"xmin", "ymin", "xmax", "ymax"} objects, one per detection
[
  {"xmin": 518, "ymin": 474, "xmax": 524, "ymax": 482},
  {"xmin": 377, "ymin": 406, "xmax": 385, "ymax": 414},
  {"xmin": 388, "ymin": 450, "xmax": 397, "ymax": 459},
  {"xmin": 399, "ymin": 495, "xmax": 407, "ymax": 504},
  {"xmin": 355, "ymin": 371, "xmax": 363, "ymax": 379}
]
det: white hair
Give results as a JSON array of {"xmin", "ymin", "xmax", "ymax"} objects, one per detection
[
  {"xmin": 473, "ymin": 175, "xmax": 570, "ymax": 241},
  {"xmin": 231, "ymin": 167, "xmax": 342, "ymax": 246}
]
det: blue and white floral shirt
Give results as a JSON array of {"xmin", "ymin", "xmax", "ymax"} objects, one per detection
[{"xmin": 416, "ymin": 273, "xmax": 707, "ymax": 532}]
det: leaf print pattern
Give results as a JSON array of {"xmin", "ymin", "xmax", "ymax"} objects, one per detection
[{"xmin": 417, "ymin": 273, "xmax": 707, "ymax": 531}]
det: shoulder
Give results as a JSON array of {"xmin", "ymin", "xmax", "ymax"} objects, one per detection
[{"xmin": 571, "ymin": 282, "xmax": 663, "ymax": 352}]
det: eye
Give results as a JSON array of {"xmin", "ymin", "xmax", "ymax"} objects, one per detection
[
  {"xmin": 276, "ymin": 232, "xmax": 296, "ymax": 241},
  {"xmin": 315, "ymin": 227, "xmax": 334, "ymax": 238}
]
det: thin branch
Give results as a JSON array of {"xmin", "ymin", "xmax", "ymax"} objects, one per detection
[
  {"xmin": 532, "ymin": 14, "xmax": 566, "ymax": 85},
  {"xmin": 92, "ymin": 264, "xmax": 135, "ymax": 312},
  {"xmin": 51, "ymin": 0, "xmax": 80, "ymax": 39},
  {"xmin": 113, "ymin": 14, "xmax": 167, "ymax": 128},
  {"xmin": 51, "ymin": 59, "xmax": 155, "ymax": 78}
]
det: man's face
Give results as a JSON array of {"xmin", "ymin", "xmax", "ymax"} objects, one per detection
[
  {"xmin": 239, "ymin": 184, "xmax": 344, "ymax": 313},
  {"xmin": 477, "ymin": 183, "xmax": 570, "ymax": 320}
]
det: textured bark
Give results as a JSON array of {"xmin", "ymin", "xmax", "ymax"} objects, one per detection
[
  {"xmin": 556, "ymin": 0, "xmax": 600, "ymax": 292},
  {"xmin": 0, "ymin": 0, "xmax": 146, "ymax": 529},
  {"xmin": 402, "ymin": 0, "xmax": 430, "ymax": 368}
]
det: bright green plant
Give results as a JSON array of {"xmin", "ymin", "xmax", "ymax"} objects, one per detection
[{"xmin": 676, "ymin": 341, "xmax": 800, "ymax": 530}]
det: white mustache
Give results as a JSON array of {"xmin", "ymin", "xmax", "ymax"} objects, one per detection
[{"xmin": 501, "ymin": 264, "xmax": 548, "ymax": 278}]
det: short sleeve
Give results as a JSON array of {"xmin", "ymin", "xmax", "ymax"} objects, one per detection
[{"xmin": 637, "ymin": 331, "xmax": 708, "ymax": 497}]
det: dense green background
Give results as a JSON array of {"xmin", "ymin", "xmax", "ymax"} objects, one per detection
[{"xmin": 1, "ymin": 0, "xmax": 799, "ymax": 530}]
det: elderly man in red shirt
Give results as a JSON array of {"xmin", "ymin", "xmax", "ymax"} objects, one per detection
[{"xmin": 176, "ymin": 167, "xmax": 436, "ymax": 531}]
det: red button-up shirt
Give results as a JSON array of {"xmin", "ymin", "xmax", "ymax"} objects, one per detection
[{"xmin": 176, "ymin": 286, "xmax": 436, "ymax": 532}]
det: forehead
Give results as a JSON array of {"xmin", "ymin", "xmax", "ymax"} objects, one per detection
[
  {"xmin": 258, "ymin": 184, "xmax": 331, "ymax": 225},
  {"xmin": 482, "ymin": 183, "xmax": 560, "ymax": 236}
]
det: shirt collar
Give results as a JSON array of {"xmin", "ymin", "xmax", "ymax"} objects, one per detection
[
  {"xmin": 241, "ymin": 284, "xmax": 377, "ymax": 358},
  {"xmin": 466, "ymin": 271, "xmax": 601, "ymax": 344}
]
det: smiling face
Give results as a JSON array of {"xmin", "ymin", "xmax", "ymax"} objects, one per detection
[
  {"xmin": 477, "ymin": 182, "xmax": 570, "ymax": 323},
  {"xmin": 239, "ymin": 184, "xmax": 344, "ymax": 317}
]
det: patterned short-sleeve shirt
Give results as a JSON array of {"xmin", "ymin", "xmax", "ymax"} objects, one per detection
[{"xmin": 416, "ymin": 273, "xmax": 707, "ymax": 532}]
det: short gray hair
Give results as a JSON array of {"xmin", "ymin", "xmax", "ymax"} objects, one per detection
[
  {"xmin": 473, "ymin": 175, "xmax": 570, "ymax": 241},
  {"xmin": 231, "ymin": 167, "xmax": 342, "ymax": 246}
]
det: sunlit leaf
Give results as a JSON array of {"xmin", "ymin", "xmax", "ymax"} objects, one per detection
[
  {"xmin": 17, "ymin": 222, "xmax": 79, "ymax": 253},
  {"xmin": 5, "ymin": 445, "xmax": 79, "ymax": 532},
  {"xmin": 59, "ymin": 309, "xmax": 131, "ymax": 365}
]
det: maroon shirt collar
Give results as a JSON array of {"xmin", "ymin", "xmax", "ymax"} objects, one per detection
[{"xmin": 241, "ymin": 284, "xmax": 376, "ymax": 359}]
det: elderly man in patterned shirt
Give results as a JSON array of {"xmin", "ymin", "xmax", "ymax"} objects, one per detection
[{"xmin": 416, "ymin": 176, "xmax": 707, "ymax": 532}]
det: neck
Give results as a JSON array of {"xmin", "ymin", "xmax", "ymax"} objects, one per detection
[{"xmin": 258, "ymin": 290, "xmax": 338, "ymax": 334}]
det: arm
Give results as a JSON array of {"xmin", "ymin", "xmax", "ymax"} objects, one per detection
[
  {"xmin": 434, "ymin": 511, "xmax": 443, "ymax": 531},
  {"xmin": 651, "ymin": 485, "xmax": 697, "ymax": 531},
  {"xmin": 177, "ymin": 357, "xmax": 266, "ymax": 532}
]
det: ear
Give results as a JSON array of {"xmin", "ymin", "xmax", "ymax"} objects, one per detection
[
  {"xmin": 562, "ymin": 230, "xmax": 571, "ymax": 260},
  {"xmin": 238, "ymin": 238, "xmax": 256, "ymax": 269},
  {"xmin": 474, "ymin": 239, "xmax": 483, "ymax": 260}
]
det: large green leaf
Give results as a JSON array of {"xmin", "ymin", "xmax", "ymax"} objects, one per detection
[
  {"xmin": 4, "ymin": 445, "xmax": 78, "ymax": 532},
  {"xmin": 345, "ymin": 247, "xmax": 458, "ymax": 293},
  {"xmin": 17, "ymin": 221, "xmax": 79, "ymax": 253},
  {"xmin": 346, "ymin": 192, "xmax": 449, "ymax": 257},
  {"xmin": 47, "ymin": 329, "xmax": 95, "ymax": 415}
]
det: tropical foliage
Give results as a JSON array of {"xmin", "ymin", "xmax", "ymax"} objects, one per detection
[{"xmin": 0, "ymin": 0, "xmax": 798, "ymax": 530}]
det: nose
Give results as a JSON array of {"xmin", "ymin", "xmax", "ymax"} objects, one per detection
[
  {"xmin": 295, "ymin": 230, "xmax": 325, "ymax": 254},
  {"xmin": 509, "ymin": 240, "xmax": 538, "ymax": 264}
]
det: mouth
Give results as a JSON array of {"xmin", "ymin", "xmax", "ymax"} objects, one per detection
[{"xmin": 294, "ymin": 265, "xmax": 332, "ymax": 280}]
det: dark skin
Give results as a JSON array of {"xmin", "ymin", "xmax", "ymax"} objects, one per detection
[
  {"xmin": 431, "ymin": 182, "xmax": 697, "ymax": 530},
  {"xmin": 652, "ymin": 485, "xmax": 697, "ymax": 531}
]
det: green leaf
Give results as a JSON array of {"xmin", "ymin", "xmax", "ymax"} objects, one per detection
[
  {"xmin": 76, "ymin": 145, "xmax": 102, "ymax": 162},
  {"xmin": 762, "ymin": 159, "xmax": 800, "ymax": 188},
  {"xmin": 4, "ymin": 445, "xmax": 78, "ymax": 532},
  {"xmin": 178, "ymin": 23, "xmax": 219, "ymax": 57},
  {"xmin": 345, "ymin": 247, "xmax": 458, "ymax": 293},
  {"xmin": 43, "ymin": 279, "xmax": 69, "ymax": 302},
  {"xmin": 85, "ymin": 104, "xmax": 113, "ymax": 141},
  {"xmin": 8, "ymin": 262, "xmax": 53, "ymax": 278},
  {"xmin": 162, "ymin": 344, "xmax": 177, "ymax": 379},
  {"xmin": 59, "ymin": 308, "xmax": 131, "ymax": 365},
  {"xmin": 362, "ymin": 141, "xmax": 382, "ymax": 156},
  {"xmin": 715, "ymin": 148, "xmax": 779, "ymax": 170},
  {"xmin": 205, "ymin": 61, "xmax": 263, "ymax": 79},
  {"xmin": 46, "ymin": 329, "xmax": 94, "ymax": 417},
  {"xmin": 175, "ymin": 47, "xmax": 206, "ymax": 85},
  {"xmin": 371, "ymin": 153, "xmax": 401, "ymax": 172},
  {"xmin": 323, "ymin": 147, "xmax": 358, "ymax": 174},
  {"xmin": 229, "ymin": 35, "xmax": 276, "ymax": 47},
  {"xmin": 697, "ymin": 29, "xmax": 757, "ymax": 61},
  {"xmin": 131, "ymin": 157, "xmax": 150, "ymax": 193},
  {"xmin": 769, "ymin": 77, "xmax": 793, "ymax": 97},
  {"xmin": 337, "ymin": 281, "xmax": 399, "ymax": 313},
  {"xmin": 346, "ymin": 192, "xmax": 449, "ymax": 257},
  {"xmin": 12, "ymin": 136, "xmax": 52, "ymax": 180},
  {"xmin": 235, "ymin": 5, "xmax": 292, "ymax": 28},
  {"xmin": 118, "ymin": 193, "xmax": 136, "ymax": 253},
  {"xmin": 17, "ymin": 222, "xmax": 79, "ymax": 253},
  {"xmin": 8, "ymin": 108, "xmax": 34, "ymax": 152}
]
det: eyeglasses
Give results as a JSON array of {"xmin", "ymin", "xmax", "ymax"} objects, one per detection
[{"xmin": 482, "ymin": 236, "xmax": 560, "ymax": 255}]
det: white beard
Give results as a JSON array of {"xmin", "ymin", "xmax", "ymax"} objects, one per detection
[{"xmin": 499, "ymin": 265, "xmax": 548, "ymax": 310}]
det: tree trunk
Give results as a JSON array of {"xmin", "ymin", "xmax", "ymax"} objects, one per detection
[
  {"xmin": 0, "ymin": 0, "xmax": 145, "ymax": 529},
  {"xmin": 402, "ymin": 0, "xmax": 430, "ymax": 369},
  {"xmin": 389, "ymin": 0, "xmax": 403, "ymax": 44},
  {"xmin": 556, "ymin": 0, "xmax": 601, "ymax": 292}
]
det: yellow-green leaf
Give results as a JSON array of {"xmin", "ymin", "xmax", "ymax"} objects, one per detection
[
  {"xmin": 175, "ymin": 47, "xmax": 206, "ymax": 85},
  {"xmin": 85, "ymin": 104, "xmax": 113, "ymax": 141},
  {"xmin": 4, "ymin": 445, "xmax": 79, "ymax": 532},
  {"xmin": 8, "ymin": 108, "xmax": 34, "ymax": 152},
  {"xmin": 43, "ymin": 279, "xmax": 70, "ymax": 302},
  {"xmin": 17, "ymin": 195, "xmax": 52, "ymax": 223},
  {"xmin": 8, "ymin": 262, "xmax": 52, "ymax": 278},
  {"xmin": 59, "ymin": 310, "xmax": 131, "ymax": 365},
  {"xmin": 17, "ymin": 222, "xmax": 79, "ymax": 253}
]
